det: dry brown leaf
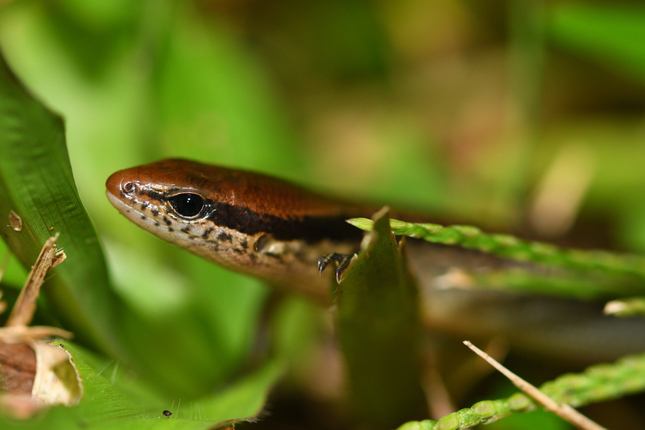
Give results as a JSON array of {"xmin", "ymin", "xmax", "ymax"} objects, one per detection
[{"xmin": 0, "ymin": 233, "xmax": 79, "ymax": 419}]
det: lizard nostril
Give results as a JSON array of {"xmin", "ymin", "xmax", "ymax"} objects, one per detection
[{"xmin": 122, "ymin": 181, "xmax": 135, "ymax": 194}]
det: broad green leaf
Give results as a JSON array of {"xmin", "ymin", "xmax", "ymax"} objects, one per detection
[
  {"xmin": 0, "ymin": 49, "xmax": 121, "ymax": 353},
  {"xmin": 0, "ymin": 341, "xmax": 283, "ymax": 430},
  {"xmin": 336, "ymin": 208, "xmax": 427, "ymax": 429}
]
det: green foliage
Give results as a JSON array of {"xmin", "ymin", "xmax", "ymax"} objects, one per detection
[
  {"xmin": 0, "ymin": 49, "xmax": 121, "ymax": 352},
  {"xmin": 0, "ymin": 43, "xmax": 291, "ymax": 427},
  {"xmin": 397, "ymin": 351, "xmax": 645, "ymax": 430},
  {"xmin": 2, "ymin": 1, "xmax": 645, "ymax": 429},
  {"xmin": 550, "ymin": 4, "xmax": 645, "ymax": 83},
  {"xmin": 335, "ymin": 209, "xmax": 427, "ymax": 429},
  {"xmin": 350, "ymin": 217, "xmax": 645, "ymax": 300},
  {"xmin": 0, "ymin": 342, "xmax": 282, "ymax": 429},
  {"xmin": 350, "ymin": 218, "xmax": 645, "ymax": 279}
]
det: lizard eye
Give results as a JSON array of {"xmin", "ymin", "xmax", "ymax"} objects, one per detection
[{"xmin": 168, "ymin": 193, "xmax": 205, "ymax": 218}]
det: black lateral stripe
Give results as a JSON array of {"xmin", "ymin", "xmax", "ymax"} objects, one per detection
[{"xmin": 209, "ymin": 201, "xmax": 364, "ymax": 243}]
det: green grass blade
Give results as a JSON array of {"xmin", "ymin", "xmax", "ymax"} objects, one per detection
[
  {"xmin": 396, "ymin": 350, "xmax": 645, "ymax": 429},
  {"xmin": 349, "ymin": 218, "xmax": 645, "ymax": 277},
  {"xmin": 336, "ymin": 209, "xmax": 427, "ymax": 429},
  {"xmin": 349, "ymin": 217, "xmax": 645, "ymax": 299}
]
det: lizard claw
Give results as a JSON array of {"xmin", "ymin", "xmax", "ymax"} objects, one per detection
[{"xmin": 318, "ymin": 253, "xmax": 354, "ymax": 283}]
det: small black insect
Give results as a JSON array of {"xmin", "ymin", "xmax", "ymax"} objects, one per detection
[{"xmin": 163, "ymin": 410, "xmax": 172, "ymax": 417}]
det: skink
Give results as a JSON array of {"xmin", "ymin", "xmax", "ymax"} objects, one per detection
[{"xmin": 106, "ymin": 159, "xmax": 645, "ymax": 362}]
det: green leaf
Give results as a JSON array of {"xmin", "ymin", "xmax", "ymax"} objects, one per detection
[
  {"xmin": 0, "ymin": 48, "xmax": 121, "ymax": 353},
  {"xmin": 549, "ymin": 4, "xmax": 645, "ymax": 83},
  {"xmin": 336, "ymin": 208, "xmax": 427, "ymax": 429},
  {"xmin": 157, "ymin": 2, "xmax": 301, "ymax": 175},
  {"xmin": 0, "ymin": 341, "xmax": 283, "ymax": 429}
]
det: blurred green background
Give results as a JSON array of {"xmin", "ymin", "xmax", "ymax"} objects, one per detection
[{"xmin": 1, "ymin": 0, "xmax": 645, "ymax": 428}]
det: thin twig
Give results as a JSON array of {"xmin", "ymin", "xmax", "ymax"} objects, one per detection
[
  {"xmin": 464, "ymin": 341, "xmax": 607, "ymax": 430},
  {"xmin": 6, "ymin": 233, "xmax": 66, "ymax": 327}
]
